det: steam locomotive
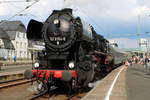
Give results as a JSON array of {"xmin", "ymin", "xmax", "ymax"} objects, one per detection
[{"xmin": 24, "ymin": 8, "xmax": 125, "ymax": 94}]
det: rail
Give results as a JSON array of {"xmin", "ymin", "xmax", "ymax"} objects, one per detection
[{"xmin": 0, "ymin": 78, "xmax": 32, "ymax": 89}]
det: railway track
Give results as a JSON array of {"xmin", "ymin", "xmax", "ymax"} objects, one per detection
[
  {"xmin": 0, "ymin": 78, "xmax": 32, "ymax": 89},
  {"xmin": 29, "ymin": 91, "xmax": 87, "ymax": 100},
  {"xmin": 29, "ymin": 86, "xmax": 90, "ymax": 100},
  {"xmin": 38, "ymin": 94, "xmax": 85, "ymax": 100},
  {"xmin": 28, "ymin": 65, "xmax": 121, "ymax": 100}
]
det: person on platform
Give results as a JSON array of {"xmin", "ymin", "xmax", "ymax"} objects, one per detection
[
  {"xmin": 125, "ymin": 60, "xmax": 130, "ymax": 67},
  {"xmin": 128, "ymin": 58, "xmax": 132, "ymax": 66},
  {"xmin": 144, "ymin": 56, "xmax": 149, "ymax": 69},
  {"xmin": 13, "ymin": 55, "xmax": 17, "ymax": 62}
]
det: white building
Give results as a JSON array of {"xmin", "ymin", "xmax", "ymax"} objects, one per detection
[{"xmin": 0, "ymin": 21, "xmax": 30, "ymax": 59}]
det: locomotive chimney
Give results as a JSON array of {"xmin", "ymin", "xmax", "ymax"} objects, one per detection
[{"xmin": 27, "ymin": 19, "xmax": 43, "ymax": 40}]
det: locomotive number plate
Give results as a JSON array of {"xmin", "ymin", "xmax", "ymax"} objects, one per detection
[{"xmin": 50, "ymin": 37, "xmax": 66, "ymax": 41}]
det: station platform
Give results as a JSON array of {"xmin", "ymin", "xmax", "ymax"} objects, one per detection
[
  {"xmin": 0, "ymin": 65, "xmax": 32, "ymax": 81},
  {"xmin": 0, "ymin": 70, "xmax": 25, "ymax": 77},
  {"xmin": 82, "ymin": 64, "xmax": 150, "ymax": 100},
  {"xmin": 0, "ymin": 64, "xmax": 32, "ymax": 73},
  {"xmin": 0, "ymin": 60, "xmax": 32, "ymax": 66}
]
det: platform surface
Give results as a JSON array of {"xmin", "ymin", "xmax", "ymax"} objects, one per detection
[
  {"xmin": 82, "ymin": 64, "xmax": 150, "ymax": 100},
  {"xmin": 0, "ymin": 64, "xmax": 32, "ymax": 76}
]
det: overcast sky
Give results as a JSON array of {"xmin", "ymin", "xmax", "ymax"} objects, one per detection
[{"xmin": 0, "ymin": 0, "xmax": 150, "ymax": 48}]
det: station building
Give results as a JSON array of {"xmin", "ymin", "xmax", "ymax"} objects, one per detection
[
  {"xmin": 0, "ymin": 21, "xmax": 30, "ymax": 59},
  {"xmin": 123, "ymin": 38, "xmax": 150, "ymax": 58}
]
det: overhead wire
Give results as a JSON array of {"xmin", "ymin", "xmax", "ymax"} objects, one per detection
[
  {"xmin": 5, "ymin": 1, "xmax": 43, "ymax": 20},
  {"xmin": 0, "ymin": 0, "xmax": 28, "ymax": 3},
  {"xmin": 0, "ymin": 0, "xmax": 39, "ymax": 25},
  {"xmin": 6, "ymin": 1, "xmax": 22, "ymax": 9}
]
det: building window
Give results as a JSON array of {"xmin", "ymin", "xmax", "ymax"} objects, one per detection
[
  {"xmin": 23, "ymin": 33, "xmax": 24, "ymax": 38},
  {"xmin": 16, "ymin": 42, "xmax": 18, "ymax": 48},
  {"xmin": 23, "ymin": 33, "xmax": 26, "ymax": 39},
  {"xmin": 0, "ymin": 39, "xmax": 4, "ymax": 48},
  {"xmin": 20, "ymin": 51, "xmax": 22, "ymax": 57},
  {"xmin": 15, "ymin": 51, "xmax": 17, "ymax": 55},
  {"xmin": 24, "ymin": 51, "xmax": 26, "ymax": 57},
  {"xmin": 24, "ymin": 43, "xmax": 26, "ymax": 48},
  {"xmin": 20, "ymin": 42, "xmax": 22, "ymax": 48},
  {"xmin": 9, "ymin": 50, "xmax": 11, "ymax": 57},
  {"xmin": 17, "ymin": 32, "xmax": 20, "ymax": 38},
  {"xmin": 10, "ymin": 51, "xmax": 13, "ymax": 57},
  {"xmin": 8, "ymin": 50, "xmax": 10, "ymax": 56}
]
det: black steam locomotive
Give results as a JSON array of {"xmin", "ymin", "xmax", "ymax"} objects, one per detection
[{"xmin": 24, "ymin": 8, "xmax": 121, "ymax": 94}]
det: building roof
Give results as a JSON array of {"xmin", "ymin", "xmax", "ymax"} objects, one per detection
[
  {"xmin": 0, "ymin": 20, "xmax": 26, "ymax": 33},
  {"xmin": 6, "ymin": 31, "xmax": 17, "ymax": 40},
  {"xmin": 0, "ymin": 28, "xmax": 10, "ymax": 39}
]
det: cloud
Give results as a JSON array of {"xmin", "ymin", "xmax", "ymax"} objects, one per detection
[
  {"xmin": 0, "ymin": 2, "xmax": 19, "ymax": 16},
  {"xmin": 0, "ymin": 0, "xmax": 64, "ymax": 21},
  {"xmin": 1, "ymin": 0, "xmax": 150, "ymax": 49},
  {"xmin": 109, "ymin": 37, "xmax": 150, "ymax": 48},
  {"xmin": 27, "ymin": 0, "xmax": 64, "ymax": 21},
  {"xmin": 0, "ymin": 4, "xmax": 6, "ymax": 15},
  {"xmin": 64, "ymin": 0, "xmax": 106, "ymax": 20},
  {"xmin": 132, "ymin": 6, "xmax": 150, "ymax": 16},
  {"xmin": 137, "ymin": 0, "xmax": 150, "ymax": 7},
  {"xmin": 67, "ymin": 0, "xmax": 149, "ymax": 21},
  {"xmin": 98, "ymin": 0, "xmax": 141, "ymax": 20},
  {"xmin": 1, "ymin": 0, "xmax": 150, "ymax": 23},
  {"xmin": 64, "ymin": 0, "xmax": 104, "ymax": 8}
]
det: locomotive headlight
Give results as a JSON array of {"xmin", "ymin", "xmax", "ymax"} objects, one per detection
[
  {"xmin": 53, "ymin": 19, "xmax": 59, "ymax": 25},
  {"xmin": 34, "ymin": 62, "xmax": 39, "ymax": 68},
  {"xmin": 68, "ymin": 61, "xmax": 75, "ymax": 69}
]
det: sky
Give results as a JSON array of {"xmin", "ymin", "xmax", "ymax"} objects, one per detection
[{"xmin": 0, "ymin": 0, "xmax": 150, "ymax": 48}]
